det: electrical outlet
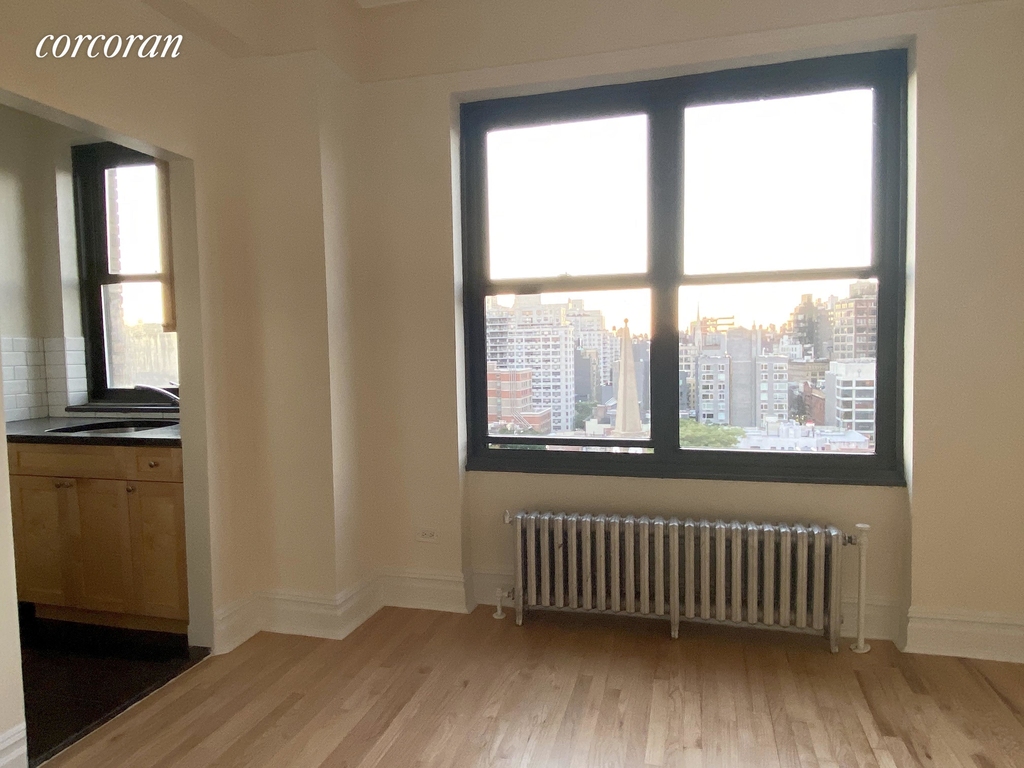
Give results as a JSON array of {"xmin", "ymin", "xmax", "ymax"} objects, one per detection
[{"xmin": 415, "ymin": 529, "xmax": 438, "ymax": 543}]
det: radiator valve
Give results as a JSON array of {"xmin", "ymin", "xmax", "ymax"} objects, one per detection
[{"xmin": 493, "ymin": 587, "xmax": 513, "ymax": 619}]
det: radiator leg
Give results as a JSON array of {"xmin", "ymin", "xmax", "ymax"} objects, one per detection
[
  {"xmin": 515, "ymin": 587, "xmax": 524, "ymax": 626},
  {"xmin": 851, "ymin": 523, "xmax": 871, "ymax": 654},
  {"xmin": 671, "ymin": 618, "xmax": 679, "ymax": 640}
]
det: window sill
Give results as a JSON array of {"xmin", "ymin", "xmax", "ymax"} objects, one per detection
[
  {"xmin": 65, "ymin": 403, "xmax": 180, "ymax": 415},
  {"xmin": 466, "ymin": 452, "xmax": 906, "ymax": 487}
]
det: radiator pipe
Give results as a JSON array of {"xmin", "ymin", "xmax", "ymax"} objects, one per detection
[
  {"xmin": 851, "ymin": 523, "xmax": 871, "ymax": 654},
  {"xmin": 493, "ymin": 587, "xmax": 506, "ymax": 619}
]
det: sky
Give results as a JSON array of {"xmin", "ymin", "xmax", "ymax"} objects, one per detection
[
  {"xmin": 485, "ymin": 88, "xmax": 874, "ymax": 335},
  {"xmin": 105, "ymin": 164, "xmax": 165, "ymax": 326}
]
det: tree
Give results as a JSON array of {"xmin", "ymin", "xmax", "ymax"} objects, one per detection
[
  {"xmin": 678, "ymin": 419, "xmax": 744, "ymax": 448},
  {"xmin": 789, "ymin": 389, "xmax": 806, "ymax": 423},
  {"xmin": 574, "ymin": 400, "xmax": 597, "ymax": 430}
]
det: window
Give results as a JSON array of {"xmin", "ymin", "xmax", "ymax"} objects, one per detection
[
  {"xmin": 72, "ymin": 143, "xmax": 178, "ymax": 406},
  {"xmin": 461, "ymin": 50, "xmax": 906, "ymax": 484}
]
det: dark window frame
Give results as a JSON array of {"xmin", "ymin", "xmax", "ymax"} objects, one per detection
[
  {"xmin": 460, "ymin": 50, "xmax": 907, "ymax": 486},
  {"xmin": 71, "ymin": 142, "xmax": 179, "ymax": 407}
]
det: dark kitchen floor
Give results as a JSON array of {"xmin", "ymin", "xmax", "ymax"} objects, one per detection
[{"xmin": 18, "ymin": 604, "xmax": 206, "ymax": 766}]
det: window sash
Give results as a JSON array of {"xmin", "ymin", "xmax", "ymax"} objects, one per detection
[
  {"xmin": 461, "ymin": 50, "xmax": 907, "ymax": 484},
  {"xmin": 72, "ymin": 143, "xmax": 178, "ymax": 405}
]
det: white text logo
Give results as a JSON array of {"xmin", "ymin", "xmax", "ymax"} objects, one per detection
[{"xmin": 36, "ymin": 35, "xmax": 182, "ymax": 59}]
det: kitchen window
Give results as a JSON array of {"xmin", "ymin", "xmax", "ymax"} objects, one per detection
[
  {"xmin": 461, "ymin": 50, "xmax": 906, "ymax": 484},
  {"xmin": 72, "ymin": 143, "xmax": 178, "ymax": 407}
]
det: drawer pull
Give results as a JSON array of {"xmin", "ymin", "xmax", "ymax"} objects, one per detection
[
  {"xmin": 148, "ymin": 461, "xmax": 159, "ymax": 468},
  {"xmin": 126, "ymin": 486, "xmax": 136, "ymax": 493},
  {"xmin": 53, "ymin": 481, "xmax": 73, "ymax": 489}
]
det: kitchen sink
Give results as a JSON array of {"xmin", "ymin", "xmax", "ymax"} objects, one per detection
[{"xmin": 45, "ymin": 420, "xmax": 179, "ymax": 435}]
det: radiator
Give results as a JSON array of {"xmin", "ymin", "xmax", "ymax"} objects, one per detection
[{"xmin": 507, "ymin": 510, "xmax": 845, "ymax": 652}]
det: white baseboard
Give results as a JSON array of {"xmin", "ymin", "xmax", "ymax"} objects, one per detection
[
  {"xmin": 0, "ymin": 722, "xmax": 27, "ymax": 768},
  {"xmin": 211, "ymin": 570, "xmax": 923, "ymax": 658},
  {"xmin": 840, "ymin": 598, "xmax": 904, "ymax": 644},
  {"xmin": 265, "ymin": 580, "xmax": 380, "ymax": 642},
  {"xmin": 212, "ymin": 592, "xmax": 269, "ymax": 655},
  {"xmin": 905, "ymin": 607, "xmax": 1024, "ymax": 663},
  {"xmin": 377, "ymin": 569, "xmax": 470, "ymax": 615},
  {"xmin": 213, "ymin": 569, "xmax": 470, "ymax": 654}
]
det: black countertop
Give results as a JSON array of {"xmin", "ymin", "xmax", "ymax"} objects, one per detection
[{"xmin": 5, "ymin": 417, "xmax": 181, "ymax": 448}]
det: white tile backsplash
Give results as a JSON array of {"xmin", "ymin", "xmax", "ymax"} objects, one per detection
[
  {"xmin": 1, "ymin": 336, "xmax": 96, "ymax": 422},
  {"xmin": 15, "ymin": 393, "xmax": 45, "ymax": 409}
]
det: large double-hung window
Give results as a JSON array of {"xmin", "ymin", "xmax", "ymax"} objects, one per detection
[{"xmin": 460, "ymin": 50, "xmax": 907, "ymax": 484}]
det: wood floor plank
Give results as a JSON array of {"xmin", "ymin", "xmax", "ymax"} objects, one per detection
[{"xmin": 40, "ymin": 607, "xmax": 1024, "ymax": 768}]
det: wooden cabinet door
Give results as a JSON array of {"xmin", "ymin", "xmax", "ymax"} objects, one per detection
[
  {"xmin": 69, "ymin": 479, "xmax": 135, "ymax": 614},
  {"xmin": 128, "ymin": 482, "xmax": 188, "ymax": 620},
  {"xmin": 10, "ymin": 476, "xmax": 74, "ymax": 606}
]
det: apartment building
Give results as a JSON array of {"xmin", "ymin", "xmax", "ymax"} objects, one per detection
[
  {"xmin": 832, "ymin": 280, "xmax": 878, "ymax": 360},
  {"xmin": 825, "ymin": 358, "xmax": 877, "ymax": 437}
]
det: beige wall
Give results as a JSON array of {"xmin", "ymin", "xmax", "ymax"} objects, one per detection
[
  {"xmin": 350, "ymin": 0, "xmax": 1024, "ymax": 648},
  {"xmin": 0, "ymin": 105, "xmax": 83, "ymax": 341},
  {"xmin": 0, "ymin": 105, "xmax": 40, "ymax": 340},
  {"xmin": 0, "ymin": 375, "xmax": 25, "ymax": 756},
  {"xmin": 906, "ymin": 5, "xmax": 1024, "ymax": 623},
  {"xmin": 351, "ymin": 15, "xmax": 922, "ymax": 635},
  {"xmin": 319, "ymin": 60, "xmax": 367, "ymax": 592}
]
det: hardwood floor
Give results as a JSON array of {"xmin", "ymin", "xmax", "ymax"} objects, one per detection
[{"xmin": 43, "ymin": 606, "xmax": 1024, "ymax": 767}]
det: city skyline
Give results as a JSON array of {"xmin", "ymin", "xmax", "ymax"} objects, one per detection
[
  {"xmin": 486, "ymin": 281, "xmax": 878, "ymax": 450},
  {"xmin": 492, "ymin": 277, "xmax": 877, "ymax": 338}
]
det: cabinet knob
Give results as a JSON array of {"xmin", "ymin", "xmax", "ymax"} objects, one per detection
[
  {"xmin": 126, "ymin": 485, "xmax": 136, "ymax": 493},
  {"xmin": 148, "ymin": 461, "xmax": 159, "ymax": 468},
  {"xmin": 54, "ymin": 481, "xmax": 72, "ymax": 489}
]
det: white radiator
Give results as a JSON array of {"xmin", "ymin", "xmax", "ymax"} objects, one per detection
[{"xmin": 507, "ymin": 510, "xmax": 845, "ymax": 652}]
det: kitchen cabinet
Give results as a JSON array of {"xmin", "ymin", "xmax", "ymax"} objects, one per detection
[
  {"xmin": 128, "ymin": 481, "xmax": 188, "ymax": 620},
  {"xmin": 9, "ymin": 476, "xmax": 71, "ymax": 607},
  {"xmin": 8, "ymin": 443, "xmax": 188, "ymax": 630}
]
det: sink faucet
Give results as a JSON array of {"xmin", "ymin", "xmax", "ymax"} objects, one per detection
[{"xmin": 134, "ymin": 384, "xmax": 180, "ymax": 404}]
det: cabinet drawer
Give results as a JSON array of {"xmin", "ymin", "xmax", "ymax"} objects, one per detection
[
  {"xmin": 129, "ymin": 448, "xmax": 183, "ymax": 482},
  {"xmin": 8, "ymin": 444, "xmax": 130, "ymax": 480}
]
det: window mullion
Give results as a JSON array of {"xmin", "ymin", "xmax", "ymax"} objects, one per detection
[
  {"xmin": 648, "ymin": 101, "xmax": 682, "ymax": 456},
  {"xmin": 484, "ymin": 272, "xmax": 652, "ymax": 295}
]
